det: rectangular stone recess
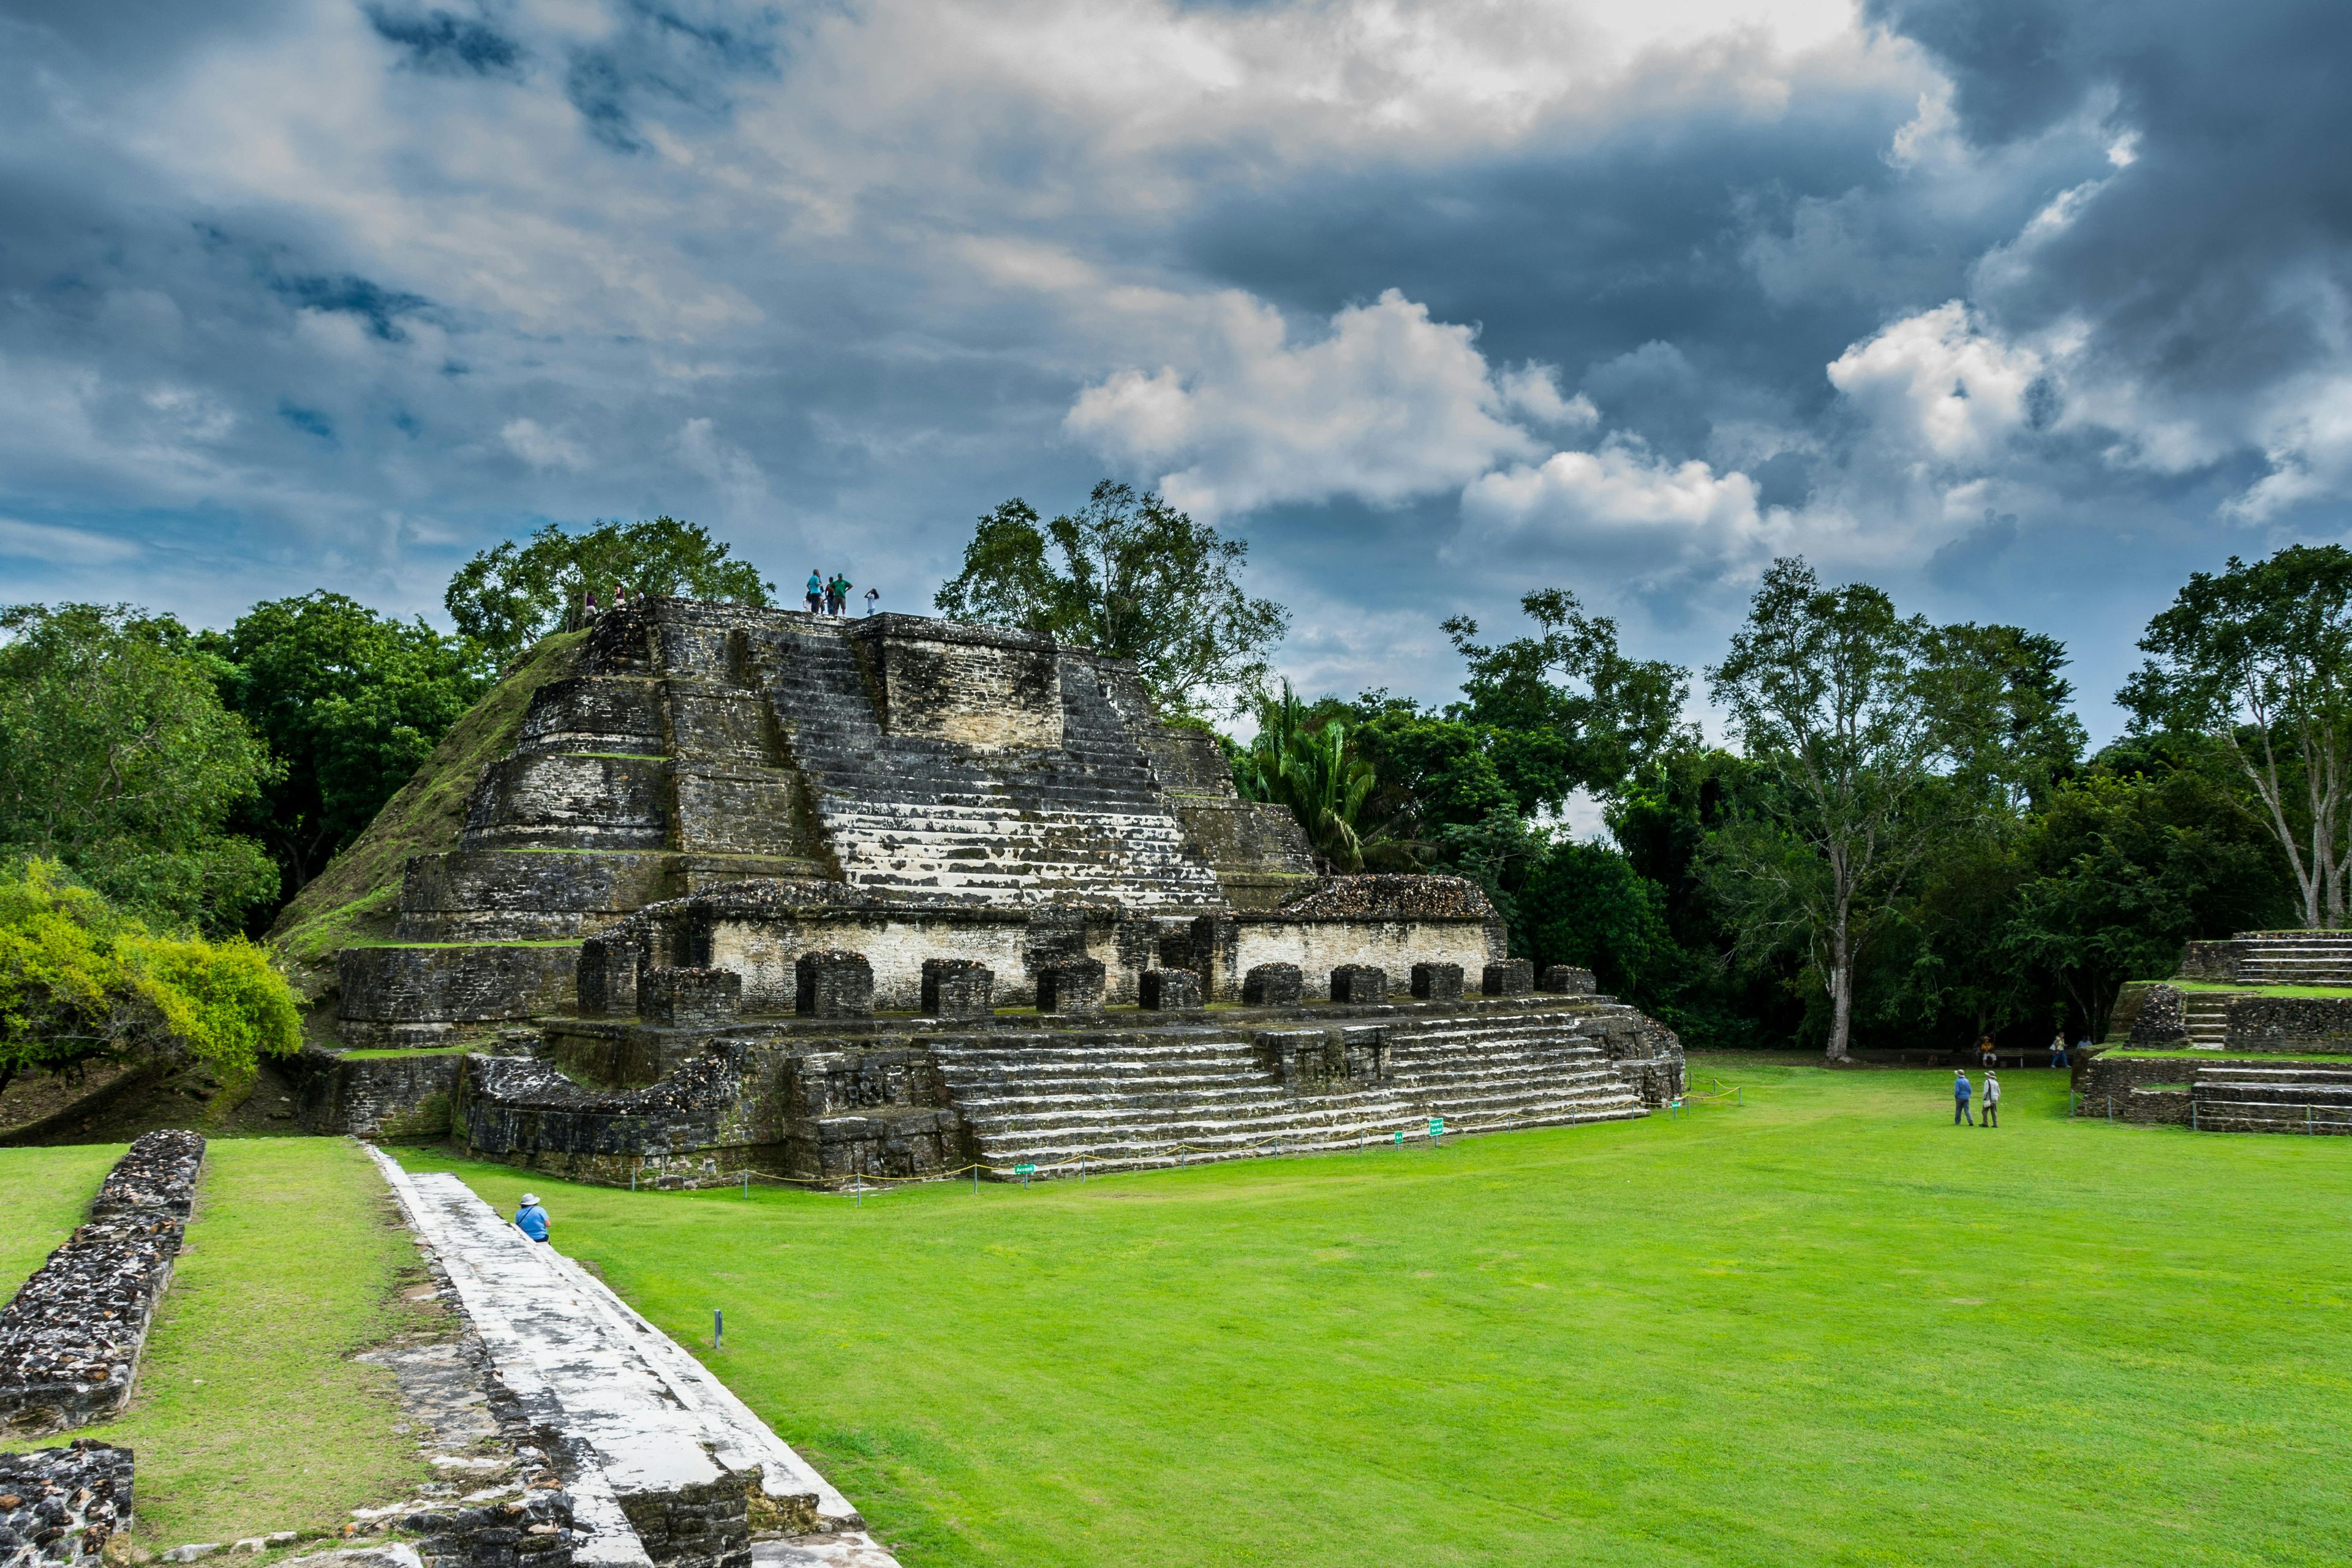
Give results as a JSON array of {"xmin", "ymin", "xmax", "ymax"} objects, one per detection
[
  {"xmin": 1542, "ymin": 965, "xmax": 1596, "ymax": 995},
  {"xmin": 921, "ymin": 959, "xmax": 994, "ymax": 1019},
  {"xmin": 579, "ymin": 932, "xmax": 648, "ymax": 1015},
  {"xmin": 1190, "ymin": 913, "xmax": 1496, "ymax": 1003},
  {"xmin": 639, "ymin": 967, "xmax": 742, "ymax": 1029},
  {"xmin": 1242, "ymin": 962, "xmax": 1303, "ymax": 1006},
  {"xmin": 1411, "ymin": 962, "xmax": 1464, "ymax": 1001},
  {"xmin": 1139, "ymin": 968, "xmax": 1202, "ymax": 1011},
  {"xmin": 1036, "ymin": 959, "xmax": 1107, "ymax": 1016},
  {"xmin": 1483, "ymin": 959, "xmax": 1535, "ymax": 997},
  {"xmin": 796, "ymin": 951, "xmax": 875, "ymax": 1019},
  {"xmin": 1330, "ymin": 965, "xmax": 1388, "ymax": 1005},
  {"xmin": 856, "ymin": 617, "xmax": 1063, "ymax": 750}
]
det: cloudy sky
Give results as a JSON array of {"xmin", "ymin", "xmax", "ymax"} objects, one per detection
[{"xmin": 3, "ymin": 0, "xmax": 2346, "ymax": 739}]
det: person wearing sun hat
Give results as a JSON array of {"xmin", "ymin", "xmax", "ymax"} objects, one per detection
[{"xmin": 513, "ymin": 1192, "xmax": 551, "ymax": 1243}]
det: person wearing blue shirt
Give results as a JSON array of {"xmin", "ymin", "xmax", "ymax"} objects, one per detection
[
  {"xmin": 1953, "ymin": 1071, "xmax": 1974, "ymax": 1126},
  {"xmin": 513, "ymin": 1193, "xmax": 550, "ymax": 1243},
  {"xmin": 805, "ymin": 571, "xmax": 823, "ymax": 614}
]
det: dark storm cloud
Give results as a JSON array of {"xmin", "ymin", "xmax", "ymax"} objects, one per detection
[
  {"xmin": 366, "ymin": 6, "xmax": 526, "ymax": 78},
  {"xmin": 1875, "ymin": 0, "xmax": 2352, "ymax": 407}
]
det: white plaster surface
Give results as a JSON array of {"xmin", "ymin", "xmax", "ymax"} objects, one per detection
[{"xmin": 366, "ymin": 1148, "xmax": 901, "ymax": 1568}]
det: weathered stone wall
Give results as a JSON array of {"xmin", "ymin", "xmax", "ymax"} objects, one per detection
[
  {"xmin": 290, "ymin": 1047, "xmax": 466, "ymax": 1139},
  {"xmin": 338, "ymin": 944, "xmax": 579, "ymax": 1049},
  {"xmin": 396, "ymin": 849, "xmax": 677, "ymax": 942},
  {"xmin": 856, "ymin": 617, "xmax": 1063, "ymax": 751},
  {"xmin": 2071, "ymin": 1054, "xmax": 2200, "ymax": 1125},
  {"xmin": 2125, "ymin": 984, "xmax": 2188, "ymax": 1047},
  {"xmin": 0, "ymin": 1131, "xmax": 202, "ymax": 1438},
  {"xmin": 1191, "ymin": 914, "xmax": 1495, "ymax": 1003},
  {"xmin": 453, "ymin": 1043, "xmax": 793, "ymax": 1188},
  {"xmin": 0, "ymin": 1440, "xmax": 132, "ymax": 1568},
  {"xmin": 2178, "ymin": 940, "xmax": 2245, "ymax": 982},
  {"xmin": 2222, "ymin": 994, "xmax": 2352, "ymax": 1052}
]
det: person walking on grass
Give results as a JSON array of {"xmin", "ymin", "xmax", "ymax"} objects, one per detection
[
  {"xmin": 513, "ymin": 1193, "xmax": 550, "ymax": 1244},
  {"xmin": 1981, "ymin": 1072, "xmax": 2001, "ymax": 1128},
  {"xmin": 2050, "ymin": 1031, "xmax": 2068, "ymax": 1069},
  {"xmin": 1954, "ymin": 1070, "xmax": 1974, "ymax": 1126}
]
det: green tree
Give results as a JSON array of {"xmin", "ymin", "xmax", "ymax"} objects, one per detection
[
  {"xmin": 934, "ymin": 482, "xmax": 1289, "ymax": 715},
  {"xmin": 1442, "ymin": 587, "xmax": 1693, "ymax": 811},
  {"xmin": 0, "ymin": 859, "xmax": 298, "ymax": 1096},
  {"xmin": 0, "ymin": 605, "xmax": 279, "ymax": 935},
  {"xmin": 2119, "ymin": 544, "xmax": 2352, "ymax": 929},
  {"xmin": 210, "ymin": 592, "xmax": 486, "ymax": 900},
  {"xmin": 1346, "ymin": 695, "xmax": 1517, "ymax": 843},
  {"xmin": 1233, "ymin": 682, "xmax": 1387, "ymax": 872},
  {"xmin": 1706, "ymin": 559, "xmax": 1943, "ymax": 1062},
  {"xmin": 447, "ymin": 516, "xmax": 774, "ymax": 668}
]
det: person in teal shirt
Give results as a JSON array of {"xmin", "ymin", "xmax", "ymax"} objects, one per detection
[
  {"xmin": 805, "ymin": 571, "xmax": 823, "ymax": 613},
  {"xmin": 514, "ymin": 1193, "xmax": 550, "ymax": 1243}
]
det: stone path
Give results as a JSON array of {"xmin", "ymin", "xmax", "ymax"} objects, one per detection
[{"xmin": 367, "ymin": 1148, "xmax": 900, "ymax": 1568}]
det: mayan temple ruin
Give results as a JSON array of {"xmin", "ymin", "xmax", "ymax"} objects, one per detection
[{"xmin": 276, "ymin": 597, "xmax": 1684, "ymax": 1186}]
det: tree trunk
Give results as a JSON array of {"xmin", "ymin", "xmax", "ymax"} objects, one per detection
[{"xmin": 1826, "ymin": 913, "xmax": 1853, "ymax": 1063}]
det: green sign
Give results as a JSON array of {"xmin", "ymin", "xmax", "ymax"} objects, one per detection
[
  {"xmin": 1014, "ymin": 1163, "xmax": 1038, "ymax": 1175},
  {"xmin": 1392, "ymin": 1129, "xmax": 1405, "ymax": 1146},
  {"xmin": 1428, "ymin": 1117, "xmax": 1445, "ymax": 1137}
]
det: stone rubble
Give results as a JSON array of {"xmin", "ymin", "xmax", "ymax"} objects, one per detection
[
  {"xmin": 0, "ymin": 1131, "xmax": 204, "ymax": 1438},
  {"xmin": 0, "ymin": 1441, "xmax": 132, "ymax": 1568}
]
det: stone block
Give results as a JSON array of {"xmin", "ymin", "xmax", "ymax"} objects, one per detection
[
  {"xmin": 1139, "ymin": 968, "xmax": 1202, "ymax": 1011},
  {"xmin": 1540, "ymin": 964, "xmax": 1596, "ymax": 995},
  {"xmin": 0, "ymin": 1441, "xmax": 132, "ymax": 1566},
  {"xmin": 1242, "ymin": 962, "xmax": 1303, "ymax": 1006},
  {"xmin": 1409, "ymin": 962, "xmax": 1463, "ymax": 1001},
  {"xmin": 639, "ymin": 967, "xmax": 742, "ymax": 1028},
  {"xmin": 577, "ymin": 933, "xmax": 644, "ymax": 1016},
  {"xmin": 796, "ymin": 951, "xmax": 875, "ymax": 1019},
  {"xmin": 1330, "ymin": 964, "xmax": 1388, "ymax": 1005},
  {"xmin": 921, "ymin": 959, "xmax": 995, "ymax": 1019},
  {"xmin": 1482, "ymin": 959, "xmax": 1534, "ymax": 997},
  {"xmin": 1036, "ymin": 958, "xmax": 1107, "ymax": 1016}
]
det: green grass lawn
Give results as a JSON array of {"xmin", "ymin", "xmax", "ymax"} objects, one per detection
[
  {"xmin": 1, "ymin": 1139, "xmax": 435, "ymax": 1545},
  {"xmin": 0, "ymin": 1143, "xmax": 119, "ymax": 1291},
  {"xmin": 2171, "ymin": 980, "xmax": 2352, "ymax": 997},
  {"xmin": 404, "ymin": 1064, "xmax": 2351, "ymax": 1568}
]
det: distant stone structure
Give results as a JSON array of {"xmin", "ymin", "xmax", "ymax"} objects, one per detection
[
  {"xmin": 2078, "ymin": 931, "xmax": 2352, "ymax": 1133},
  {"xmin": 304, "ymin": 598, "xmax": 1683, "ymax": 1183}
]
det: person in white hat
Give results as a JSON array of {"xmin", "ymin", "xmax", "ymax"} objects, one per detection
[{"xmin": 513, "ymin": 1192, "xmax": 550, "ymax": 1243}]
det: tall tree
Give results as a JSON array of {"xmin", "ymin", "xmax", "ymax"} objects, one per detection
[
  {"xmin": 1442, "ymin": 587, "xmax": 1692, "ymax": 811},
  {"xmin": 1706, "ymin": 559, "xmax": 1942, "ymax": 1062},
  {"xmin": 933, "ymin": 481, "xmax": 1289, "ymax": 715},
  {"xmin": 0, "ymin": 605, "xmax": 279, "ymax": 935},
  {"xmin": 2119, "ymin": 544, "xmax": 2352, "ymax": 929},
  {"xmin": 447, "ymin": 516, "xmax": 774, "ymax": 668},
  {"xmin": 210, "ymin": 592, "xmax": 487, "ymax": 900}
]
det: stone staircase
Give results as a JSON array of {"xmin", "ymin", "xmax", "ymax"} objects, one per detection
[
  {"xmin": 925, "ymin": 1005, "xmax": 1648, "ymax": 1175},
  {"xmin": 2234, "ymin": 935, "xmax": 2352, "ymax": 986},
  {"xmin": 2190, "ymin": 1063, "xmax": 2352, "ymax": 1134},
  {"xmin": 744, "ymin": 623, "xmax": 1230, "ymax": 907},
  {"xmin": 2182, "ymin": 991, "xmax": 2231, "ymax": 1049}
]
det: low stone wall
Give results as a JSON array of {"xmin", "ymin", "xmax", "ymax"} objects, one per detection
[
  {"xmin": 0, "ymin": 1440, "xmax": 133, "ymax": 1567},
  {"xmin": 2222, "ymin": 995, "xmax": 2352, "ymax": 1053},
  {"xmin": 290, "ymin": 1047, "xmax": 467, "ymax": 1139},
  {"xmin": 337, "ymin": 943, "xmax": 580, "ymax": 1049},
  {"xmin": 0, "ymin": 1131, "xmax": 203, "ymax": 1438},
  {"xmin": 453, "ymin": 1042, "xmax": 793, "ymax": 1188},
  {"xmin": 2071, "ymin": 1054, "xmax": 2206, "ymax": 1126}
]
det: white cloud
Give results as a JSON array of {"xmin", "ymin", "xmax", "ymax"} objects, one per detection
[
  {"xmin": 1461, "ymin": 438, "xmax": 1779, "ymax": 569},
  {"xmin": 500, "ymin": 417, "xmax": 590, "ymax": 472},
  {"xmin": 1066, "ymin": 288, "xmax": 1547, "ymax": 515},
  {"xmin": 1826, "ymin": 301, "xmax": 2045, "ymax": 465},
  {"xmin": 0, "ymin": 518, "xmax": 141, "ymax": 565},
  {"xmin": 674, "ymin": 417, "xmax": 773, "ymax": 523}
]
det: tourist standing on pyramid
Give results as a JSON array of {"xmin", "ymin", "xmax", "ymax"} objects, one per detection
[{"xmin": 805, "ymin": 569, "xmax": 823, "ymax": 612}]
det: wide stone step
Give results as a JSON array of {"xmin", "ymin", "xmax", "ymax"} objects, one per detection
[{"xmin": 978, "ymin": 1101, "xmax": 1649, "ymax": 1172}]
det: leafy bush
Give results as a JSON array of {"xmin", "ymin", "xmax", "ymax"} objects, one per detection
[{"xmin": 0, "ymin": 860, "xmax": 300, "ymax": 1094}]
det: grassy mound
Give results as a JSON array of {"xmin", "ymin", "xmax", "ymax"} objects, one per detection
[
  {"xmin": 410, "ymin": 1064, "xmax": 2350, "ymax": 1567},
  {"xmin": 266, "ymin": 631, "xmax": 586, "ymax": 1002},
  {"xmin": 0, "ymin": 1139, "xmax": 437, "ymax": 1544}
]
